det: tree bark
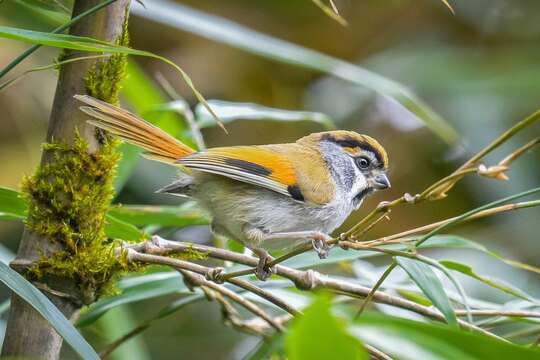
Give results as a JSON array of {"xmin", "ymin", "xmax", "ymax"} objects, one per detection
[{"xmin": 1, "ymin": 0, "xmax": 130, "ymax": 358}]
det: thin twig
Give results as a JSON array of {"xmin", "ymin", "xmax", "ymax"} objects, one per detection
[
  {"xmin": 224, "ymin": 197, "xmax": 540, "ymax": 281},
  {"xmin": 227, "ymin": 278, "xmax": 300, "ymax": 316},
  {"xmin": 499, "ymin": 138, "xmax": 540, "ymax": 168},
  {"xmin": 355, "ymin": 261, "xmax": 397, "ymax": 318}
]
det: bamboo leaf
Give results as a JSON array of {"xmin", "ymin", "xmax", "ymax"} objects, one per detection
[
  {"xmin": 440, "ymin": 260, "xmax": 539, "ymax": 303},
  {"xmin": 77, "ymin": 272, "xmax": 189, "ymax": 327},
  {"xmin": 194, "ymin": 100, "xmax": 336, "ymax": 130},
  {"xmin": 0, "ymin": 261, "xmax": 99, "ymax": 359},
  {"xmin": 0, "ymin": 186, "xmax": 26, "ymax": 220},
  {"xmin": 396, "ymin": 257, "xmax": 458, "ymax": 327},
  {"xmin": 351, "ymin": 313, "xmax": 540, "ymax": 360},
  {"xmin": 131, "ymin": 1, "xmax": 459, "ymax": 144}
]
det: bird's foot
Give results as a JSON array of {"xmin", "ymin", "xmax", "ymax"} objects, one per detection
[
  {"xmin": 311, "ymin": 232, "xmax": 333, "ymax": 259},
  {"xmin": 255, "ymin": 253, "xmax": 275, "ymax": 281},
  {"xmin": 205, "ymin": 267, "xmax": 225, "ymax": 284}
]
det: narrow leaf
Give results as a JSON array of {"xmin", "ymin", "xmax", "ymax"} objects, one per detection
[
  {"xmin": 396, "ymin": 257, "xmax": 458, "ymax": 327},
  {"xmin": 0, "ymin": 186, "xmax": 27, "ymax": 219},
  {"xmin": 194, "ymin": 100, "xmax": 336, "ymax": 130},
  {"xmin": 423, "ymin": 235, "xmax": 540, "ymax": 275},
  {"xmin": 0, "ymin": 261, "xmax": 99, "ymax": 359},
  {"xmin": 440, "ymin": 260, "xmax": 538, "ymax": 303},
  {"xmin": 108, "ymin": 202, "xmax": 208, "ymax": 227},
  {"xmin": 351, "ymin": 313, "xmax": 540, "ymax": 360},
  {"xmin": 77, "ymin": 272, "xmax": 189, "ymax": 327}
]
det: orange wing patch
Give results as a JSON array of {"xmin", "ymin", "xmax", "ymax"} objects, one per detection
[
  {"xmin": 178, "ymin": 146, "xmax": 300, "ymax": 199},
  {"xmin": 206, "ymin": 147, "xmax": 297, "ymax": 186}
]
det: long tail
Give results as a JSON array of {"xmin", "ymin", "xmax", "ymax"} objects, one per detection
[{"xmin": 75, "ymin": 95, "xmax": 195, "ymax": 164}]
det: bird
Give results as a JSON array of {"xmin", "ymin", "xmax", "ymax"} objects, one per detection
[{"xmin": 75, "ymin": 95, "xmax": 390, "ymax": 281}]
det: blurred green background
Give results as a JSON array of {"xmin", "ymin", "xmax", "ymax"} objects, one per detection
[{"xmin": 1, "ymin": 0, "xmax": 539, "ymax": 358}]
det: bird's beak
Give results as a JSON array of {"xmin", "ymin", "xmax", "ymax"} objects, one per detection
[{"xmin": 373, "ymin": 173, "xmax": 391, "ymax": 190}]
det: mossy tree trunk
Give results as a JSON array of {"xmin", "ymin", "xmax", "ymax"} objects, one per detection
[{"xmin": 1, "ymin": 0, "xmax": 131, "ymax": 358}]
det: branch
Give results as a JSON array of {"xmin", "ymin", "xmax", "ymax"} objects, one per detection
[
  {"xmin": 125, "ymin": 249, "xmax": 288, "ymax": 331},
  {"xmin": 121, "ymin": 237, "xmax": 506, "ymax": 341}
]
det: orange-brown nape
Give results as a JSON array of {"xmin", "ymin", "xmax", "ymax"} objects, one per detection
[{"xmin": 298, "ymin": 130, "xmax": 389, "ymax": 169}]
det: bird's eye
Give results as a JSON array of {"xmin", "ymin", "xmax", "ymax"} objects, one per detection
[{"xmin": 356, "ymin": 156, "xmax": 371, "ymax": 169}]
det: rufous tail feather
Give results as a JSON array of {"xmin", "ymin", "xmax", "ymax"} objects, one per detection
[{"xmin": 75, "ymin": 95, "xmax": 195, "ymax": 164}]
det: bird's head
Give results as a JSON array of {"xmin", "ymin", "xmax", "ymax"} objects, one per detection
[{"xmin": 299, "ymin": 130, "xmax": 390, "ymax": 208}]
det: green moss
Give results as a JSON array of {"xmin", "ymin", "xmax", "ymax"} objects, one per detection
[
  {"xmin": 169, "ymin": 244, "xmax": 209, "ymax": 261},
  {"xmin": 21, "ymin": 135, "xmax": 128, "ymax": 303},
  {"xmin": 84, "ymin": 8, "xmax": 129, "ymax": 105}
]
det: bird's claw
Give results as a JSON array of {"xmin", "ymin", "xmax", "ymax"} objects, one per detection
[
  {"xmin": 255, "ymin": 255, "xmax": 275, "ymax": 281},
  {"xmin": 312, "ymin": 233, "xmax": 333, "ymax": 259},
  {"xmin": 205, "ymin": 267, "xmax": 225, "ymax": 283}
]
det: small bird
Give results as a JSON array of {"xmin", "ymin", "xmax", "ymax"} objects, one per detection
[{"xmin": 75, "ymin": 95, "xmax": 390, "ymax": 280}]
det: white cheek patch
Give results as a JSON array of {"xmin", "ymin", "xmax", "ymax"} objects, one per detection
[{"xmin": 351, "ymin": 168, "xmax": 368, "ymax": 199}]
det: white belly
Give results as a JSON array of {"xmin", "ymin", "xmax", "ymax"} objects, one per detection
[{"xmin": 192, "ymin": 174, "xmax": 354, "ymax": 250}]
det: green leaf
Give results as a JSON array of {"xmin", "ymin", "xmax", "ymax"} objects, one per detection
[
  {"xmin": 396, "ymin": 257, "xmax": 458, "ymax": 327},
  {"xmin": 132, "ymin": 1, "xmax": 459, "ymax": 144},
  {"xmin": 351, "ymin": 312, "xmax": 540, "ymax": 360},
  {"xmin": 108, "ymin": 202, "xmax": 208, "ymax": 227},
  {"xmin": 194, "ymin": 100, "xmax": 336, "ymax": 130},
  {"xmin": 440, "ymin": 260, "xmax": 538, "ymax": 303},
  {"xmin": 9, "ymin": 0, "xmax": 70, "ymax": 29},
  {"xmin": 77, "ymin": 272, "xmax": 189, "ymax": 327},
  {"xmin": 286, "ymin": 295, "xmax": 367, "ymax": 360},
  {"xmin": 0, "ymin": 26, "xmax": 220, "ymax": 131},
  {"xmin": 0, "ymin": 186, "xmax": 27, "ymax": 219},
  {"xmin": 0, "ymin": 261, "xmax": 99, "ymax": 359},
  {"xmin": 104, "ymin": 214, "xmax": 146, "ymax": 242}
]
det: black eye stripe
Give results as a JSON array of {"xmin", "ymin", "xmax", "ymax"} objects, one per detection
[{"xmin": 321, "ymin": 134, "xmax": 384, "ymax": 166}]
